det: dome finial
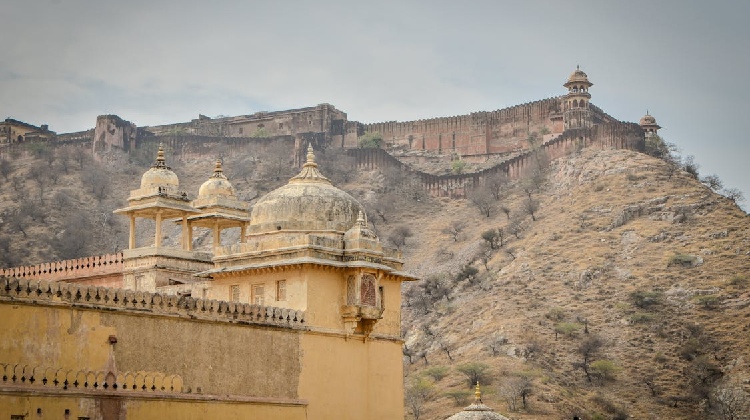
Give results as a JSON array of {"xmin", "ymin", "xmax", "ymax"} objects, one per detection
[
  {"xmin": 211, "ymin": 159, "xmax": 225, "ymax": 178},
  {"xmin": 475, "ymin": 381, "xmax": 482, "ymax": 403},
  {"xmin": 289, "ymin": 144, "xmax": 331, "ymax": 184},
  {"xmin": 306, "ymin": 143, "xmax": 316, "ymax": 164},
  {"xmin": 153, "ymin": 143, "xmax": 169, "ymax": 169}
]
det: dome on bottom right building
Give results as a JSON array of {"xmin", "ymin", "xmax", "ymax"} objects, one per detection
[{"xmin": 446, "ymin": 383, "xmax": 510, "ymax": 420}]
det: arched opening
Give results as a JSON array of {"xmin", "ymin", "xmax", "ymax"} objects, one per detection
[
  {"xmin": 17, "ymin": 135, "xmax": 23, "ymax": 143},
  {"xmin": 573, "ymin": 99, "xmax": 579, "ymax": 108}
]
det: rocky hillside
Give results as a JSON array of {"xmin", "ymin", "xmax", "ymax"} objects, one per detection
[
  {"xmin": 0, "ymin": 141, "xmax": 748, "ymax": 419},
  {"xmin": 391, "ymin": 148, "xmax": 750, "ymax": 420}
]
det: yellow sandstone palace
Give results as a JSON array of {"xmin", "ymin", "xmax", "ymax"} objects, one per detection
[{"xmin": 0, "ymin": 145, "xmax": 414, "ymax": 419}]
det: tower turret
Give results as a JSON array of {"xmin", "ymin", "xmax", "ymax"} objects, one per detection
[
  {"xmin": 639, "ymin": 111, "xmax": 661, "ymax": 138},
  {"xmin": 563, "ymin": 66, "xmax": 594, "ymax": 129}
]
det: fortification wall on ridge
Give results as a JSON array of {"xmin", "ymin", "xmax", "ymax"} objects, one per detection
[
  {"xmin": 350, "ymin": 120, "xmax": 644, "ymax": 197},
  {"xmin": 362, "ymin": 98, "xmax": 569, "ymax": 156}
]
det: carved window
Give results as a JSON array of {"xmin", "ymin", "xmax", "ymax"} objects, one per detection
[
  {"xmin": 378, "ymin": 286, "xmax": 385, "ymax": 310},
  {"xmin": 276, "ymin": 280, "xmax": 286, "ymax": 302},
  {"xmin": 361, "ymin": 274, "xmax": 377, "ymax": 307},
  {"xmin": 238, "ymin": 127, "xmax": 243, "ymax": 134},
  {"xmin": 230, "ymin": 285, "xmax": 240, "ymax": 302},
  {"xmin": 346, "ymin": 275, "xmax": 357, "ymax": 305},
  {"xmin": 11, "ymin": 416, "xmax": 25, "ymax": 420},
  {"xmin": 252, "ymin": 284, "xmax": 265, "ymax": 306}
]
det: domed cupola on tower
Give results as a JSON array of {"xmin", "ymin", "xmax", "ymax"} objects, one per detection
[
  {"xmin": 247, "ymin": 145, "xmax": 364, "ymax": 234},
  {"xmin": 188, "ymin": 160, "xmax": 251, "ymax": 252},
  {"xmin": 139, "ymin": 145, "xmax": 181, "ymax": 193},
  {"xmin": 563, "ymin": 66, "xmax": 594, "ymax": 129},
  {"xmin": 639, "ymin": 111, "xmax": 661, "ymax": 137}
]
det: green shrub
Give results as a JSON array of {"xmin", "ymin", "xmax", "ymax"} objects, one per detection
[
  {"xmin": 423, "ymin": 366, "xmax": 450, "ymax": 382},
  {"xmin": 445, "ymin": 390, "xmax": 472, "ymax": 406},
  {"xmin": 630, "ymin": 313, "xmax": 656, "ymax": 324},
  {"xmin": 590, "ymin": 360, "xmax": 621, "ymax": 382},
  {"xmin": 554, "ymin": 322, "xmax": 581, "ymax": 337},
  {"xmin": 668, "ymin": 253, "xmax": 698, "ymax": 267},
  {"xmin": 630, "ymin": 290, "xmax": 663, "ymax": 309},
  {"xmin": 456, "ymin": 363, "xmax": 492, "ymax": 388},
  {"xmin": 694, "ymin": 294, "xmax": 721, "ymax": 309},
  {"xmin": 358, "ymin": 132, "xmax": 383, "ymax": 148},
  {"xmin": 728, "ymin": 275, "xmax": 748, "ymax": 289}
]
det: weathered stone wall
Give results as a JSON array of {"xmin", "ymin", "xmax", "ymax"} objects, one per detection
[
  {"xmin": 0, "ymin": 277, "xmax": 304, "ymax": 399},
  {"xmin": 362, "ymin": 98, "xmax": 566, "ymax": 156},
  {"xmin": 93, "ymin": 115, "xmax": 138, "ymax": 154}
]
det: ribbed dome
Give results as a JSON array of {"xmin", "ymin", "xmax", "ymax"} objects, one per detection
[
  {"xmin": 198, "ymin": 160, "xmax": 236, "ymax": 199},
  {"xmin": 248, "ymin": 145, "xmax": 363, "ymax": 234},
  {"xmin": 565, "ymin": 66, "xmax": 592, "ymax": 87},
  {"xmin": 640, "ymin": 113, "xmax": 657, "ymax": 126},
  {"xmin": 140, "ymin": 144, "xmax": 179, "ymax": 189}
]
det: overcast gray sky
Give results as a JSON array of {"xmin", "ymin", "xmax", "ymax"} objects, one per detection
[{"xmin": 2, "ymin": 0, "xmax": 748, "ymax": 208}]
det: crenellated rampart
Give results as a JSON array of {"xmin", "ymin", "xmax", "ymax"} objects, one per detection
[
  {"xmin": 350, "ymin": 121, "xmax": 644, "ymax": 197},
  {"xmin": 0, "ymin": 253, "xmax": 124, "ymax": 284},
  {"xmin": 0, "ymin": 277, "xmax": 306, "ymax": 328}
]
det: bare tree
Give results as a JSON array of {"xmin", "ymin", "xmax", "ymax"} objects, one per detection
[
  {"xmin": 507, "ymin": 216, "xmax": 523, "ymax": 239},
  {"xmin": 442, "ymin": 220, "xmax": 467, "ymax": 242},
  {"xmin": 523, "ymin": 197, "xmax": 540, "ymax": 221},
  {"xmin": 701, "ymin": 174, "xmax": 724, "ymax": 192},
  {"xmin": 574, "ymin": 335, "xmax": 604, "ymax": 383},
  {"xmin": 28, "ymin": 165, "xmax": 50, "ymax": 201},
  {"xmin": 0, "ymin": 158, "xmax": 12, "ymax": 181},
  {"xmin": 712, "ymin": 382, "xmax": 750, "ymax": 420},
  {"xmin": 468, "ymin": 185, "xmax": 495, "ymax": 217},
  {"xmin": 722, "ymin": 187, "xmax": 745, "ymax": 204},
  {"xmin": 405, "ymin": 377, "xmax": 435, "ymax": 420},
  {"xmin": 500, "ymin": 205, "xmax": 511, "ymax": 220},
  {"xmin": 500, "ymin": 375, "xmax": 533, "ymax": 411},
  {"xmin": 486, "ymin": 171, "xmax": 509, "ymax": 200},
  {"xmin": 54, "ymin": 212, "xmax": 91, "ymax": 260},
  {"xmin": 388, "ymin": 225, "xmax": 413, "ymax": 249}
]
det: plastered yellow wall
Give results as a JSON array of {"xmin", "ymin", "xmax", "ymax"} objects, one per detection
[
  {"xmin": 299, "ymin": 333, "xmax": 405, "ymax": 419},
  {"xmin": 0, "ymin": 302, "xmax": 301, "ymax": 398},
  {"xmin": 0, "ymin": 395, "xmax": 307, "ymax": 420}
]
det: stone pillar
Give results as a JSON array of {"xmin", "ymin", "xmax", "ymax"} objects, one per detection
[
  {"xmin": 181, "ymin": 216, "xmax": 189, "ymax": 250},
  {"xmin": 155, "ymin": 210, "xmax": 162, "ymax": 248},
  {"xmin": 213, "ymin": 221, "xmax": 221, "ymax": 251},
  {"xmin": 240, "ymin": 224, "xmax": 247, "ymax": 244},
  {"xmin": 129, "ymin": 214, "xmax": 136, "ymax": 249}
]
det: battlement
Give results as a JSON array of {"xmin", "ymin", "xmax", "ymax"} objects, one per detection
[
  {"xmin": 0, "ymin": 277, "xmax": 306, "ymax": 328},
  {"xmin": 0, "ymin": 253, "xmax": 124, "ymax": 282}
]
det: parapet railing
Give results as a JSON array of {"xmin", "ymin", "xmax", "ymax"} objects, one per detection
[
  {"xmin": 0, "ymin": 253, "xmax": 124, "ymax": 282},
  {"xmin": 0, "ymin": 278, "xmax": 306, "ymax": 328},
  {"xmin": 0, "ymin": 363, "xmax": 185, "ymax": 394}
]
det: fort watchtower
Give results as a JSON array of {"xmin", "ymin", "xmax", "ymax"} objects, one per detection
[{"xmin": 563, "ymin": 66, "xmax": 594, "ymax": 130}]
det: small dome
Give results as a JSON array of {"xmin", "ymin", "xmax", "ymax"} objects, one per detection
[
  {"xmin": 565, "ymin": 66, "xmax": 593, "ymax": 87},
  {"xmin": 446, "ymin": 384, "xmax": 510, "ymax": 420},
  {"xmin": 640, "ymin": 113, "xmax": 657, "ymax": 126},
  {"xmin": 198, "ymin": 160, "xmax": 236, "ymax": 199},
  {"xmin": 140, "ymin": 144, "xmax": 179, "ymax": 189},
  {"xmin": 249, "ymin": 145, "xmax": 364, "ymax": 234}
]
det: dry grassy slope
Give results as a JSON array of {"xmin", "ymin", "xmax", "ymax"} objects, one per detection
[{"xmin": 393, "ymin": 148, "xmax": 750, "ymax": 420}]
